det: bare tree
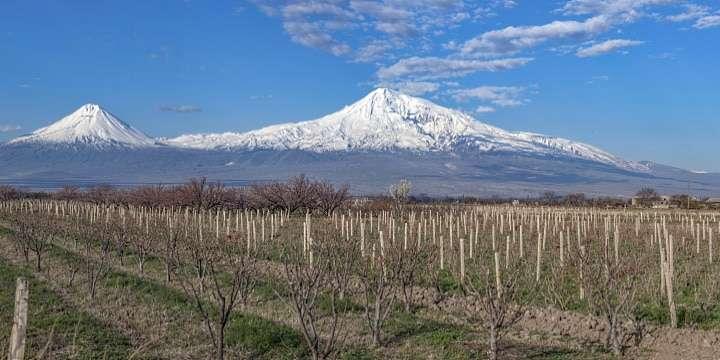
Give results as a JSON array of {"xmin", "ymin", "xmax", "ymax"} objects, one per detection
[
  {"xmin": 360, "ymin": 241, "xmax": 401, "ymax": 347},
  {"xmin": 389, "ymin": 179, "xmax": 412, "ymax": 212},
  {"xmin": 577, "ymin": 243, "xmax": 643, "ymax": 356},
  {"xmin": 279, "ymin": 234, "xmax": 357, "ymax": 359},
  {"xmin": 314, "ymin": 181, "xmax": 350, "ymax": 215},
  {"xmin": 131, "ymin": 222, "xmax": 154, "ymax": 275},
  {"xmin": 463, "ymin": 251, "xmax": 529, "ymax": 360},
  {"xmin": 177, "ymin": 177, "xmax": 232, "ymax": 210},
  {"xmin": 28, "ymin": 217, "xmax": 53, "ymax": 271},
  {"xmin": 0, "ymin": 185, "xmax": 20, "ymax": 201},
  {"xmin": 84, "ymin": 223, "xmax": 113, "ymax": 300},
  {"xmin": 396, "ymin": 243, "xmax": 435, "ymax": 313},
  {"xmin": 175, "ymin": 227, "xmax": 258, "ymax": 360},
  {"xmin": 9, "ymin": 217, "xmax": 33, "ymax": 265}
]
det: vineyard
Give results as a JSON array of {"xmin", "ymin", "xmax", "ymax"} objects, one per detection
[{"xmin": 1, "ymin": 199, "xmax": 720, "ymax": 359}]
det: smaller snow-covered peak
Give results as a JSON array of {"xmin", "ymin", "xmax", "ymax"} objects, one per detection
[{"xmin": 9, "ymin": 104, "xmax": 155, "ymax": 148}]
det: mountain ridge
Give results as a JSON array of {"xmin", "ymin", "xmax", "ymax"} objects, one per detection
[
  {"xmin": 4, "ymin": 88, "xmax": 718, "ymax": 197},
  {"xmin": 163, "ymin": 88, "xmax": 647, "ymax": 172}
]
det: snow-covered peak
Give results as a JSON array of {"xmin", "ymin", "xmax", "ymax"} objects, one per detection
[
  {"xmin": 9, "ymin": 104, "xmax": 155, "ymax": 148},
  {"xmin": 166, "ymin": 88, "xmax": 646, "ymax": 171}
]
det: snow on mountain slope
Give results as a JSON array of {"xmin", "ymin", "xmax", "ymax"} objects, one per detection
[
  {"xmin": 9, "ymin": 104, "xmax": 155, "ymax": 148},
  {"xmin": 166, "ymin": 88, "xmax": 647, "ymax": 171}
]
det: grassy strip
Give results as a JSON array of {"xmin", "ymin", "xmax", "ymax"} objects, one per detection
[
  {"xmin": 47, "ymin": 242, "xmax": 307, "ymax": 359},
  {"xmin": 0, "ymin": 257, "xmax": 133, "ymax": 359}
]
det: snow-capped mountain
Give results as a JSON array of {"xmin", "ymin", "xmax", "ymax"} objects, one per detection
[
  {"xmin": 9, "ymin": 104, "xmax": 155, "ymax": 148},
  {"xmin": 165, "ymin": 88, "xmax": 646, "ymax": 171},
  {"xmin": 5, "ymin": 89, "xmax": 715, "ymax": 197}
]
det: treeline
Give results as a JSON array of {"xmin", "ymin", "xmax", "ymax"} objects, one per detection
[
  {"xmin": 1, "ymin": 180, "xmax": 706, "ymax": 211},
  {"xmin": 408, "ymin": 192, "xmax": 628, "ymax": 207},
  {"xmin": 0, "ymin": 176, "xmax": 349, "ymax": 214}
]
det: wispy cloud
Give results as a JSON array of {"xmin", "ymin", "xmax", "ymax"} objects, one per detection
[
  {"xmin": 461, "ymin": 16, "xmax": 612, "ymax": 56},
  {"xmin": 475, "ymin": 105, "xmax": 496, "ymax": 114},
  {"xmin": 377, "ymin": 81, "xmax": 439, "ymax": 96},
  {"xmin": 0, "ymin": 125, "xmax": 21, "ymax": 133},
  {"xmin": 649, "ymin": 51, "xmax": 676, "ymax": 60},
  {"xmin": 250, "ymin": 0, "xmax": 513, "ymax": 61},
  {"xmin": 575, "ymin": 39, "xmax": 643, "ymax": 57},
  {"xmin": 249, "ymin": 94, "xmax": 274, "ymax": 100},
  {"xmin": 694, "ymin": 14, "xmax": 720, "ymax": 29},
  {"xmin": 663, "ymin": 3, "xmax": 720, "ymax": 29},
  {"xmin": 666, "ymin": 4, "xmax": 710, "ymax": 22},
  {"xmin": 560, "ymin": 0, "xmax": 676, "ymax": 20},
  {"xmin": 377, "ymin": 57, "xmax": 532, "ymax": 81},
  {"xmin": 586, "ymin": 75, "xmax": 609, "ymax": 84},
  {"xmin": 451, "ymin": 86, "xmax": 529, "ymax": 107},
  {"xmin": 159, "ymin": 105, "xmax": 202, "ymax": 113}
]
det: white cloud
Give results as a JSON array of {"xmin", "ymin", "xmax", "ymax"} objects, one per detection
[
  {"xmin": 648, "ymin": 52, "xmax": 675, "ymax": 60},
  {"xmin": 561, "ymin": 0, "xmax": 677, "ymax": 20},
  {"xmin": 586, "ymin": 75, "xmax": 609, "ymax": 84},
  {"xmin": 666, "ymin": 4, "xmax": 710, "ymax": 22},
  {"xmin": 283, "ymin": 20, "xmax": 352, "ymax": 56},
  {"xmin": 452, "ymin": 86, "xmax": 528, "ymax": 107},
  {"xmin": 251, "ymin": 0, "xmax": 514, "ymax": 60},
  {"xmin": 461, "ymin": 16, "xmax": 613, "ymax": 56},
  {"xmin": 475, "ymin": 105, "xmax": 496, "ymax": 113},
  {"xmin": 695, "ymin": 14, "xmax": 720, "ymax": 29},
  {"xmin": 377, "ymin": 57, "xmax": 532, "ymax": 80},
  {"xmin": 160, "ymin": 105, "xmax": 202, "ymax": 113},
  {"xmin": 378, "ymin": 81, "xmax": 440, "ymax": 96},
  {"xmin": 575, "ymin": 38, "xmax": 643, "ymax": 57},
  {"xmin": 458, "ymin": 0, "xmax": 683, "ymax": 57},
  {"xmin": 249, "ymin": 94, "xmax": 274, "ymax": 100},
  {"xmin": 353, "ymin": 41, "xmax": 394, "ymax": 63},
  {"xmin": 0, "ymin": 125, "xmax": 21, "ymax": 133}
]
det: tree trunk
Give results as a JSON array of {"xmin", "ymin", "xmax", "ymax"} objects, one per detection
[
  {"xmin": 488, "ymin": 324, "xmax": 499, "ymax": 360},
  {"xmin": 216, "ymin": 325, "xmax": 225, "ymax": 360},
  {"xmin": 608, "ymin": 314, "xmax": 622, "ymax": 356}
]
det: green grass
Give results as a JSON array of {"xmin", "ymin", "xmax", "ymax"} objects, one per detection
[
  {"xmin": 385, "ymin": 312, "xmax": 473, "ymax": 359},
  {"xmin": 0, "ymin": 257, "xmax": 133, "ymax": 359},
  {"xmin": 47, "ymin": 240, "xmax": 308, "ymax": 358},
  {"xmin": 435, "ymin": 269, "xmax": 463, "ymax": 295},
  {"xmin": 226, "ymin": 313, "xmax": 305, "ymax": 359}
]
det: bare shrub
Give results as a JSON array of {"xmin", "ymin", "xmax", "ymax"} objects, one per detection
[
  {"xmin": 463, "ymin": 251, "xmax": 529, "ymax": 360},
  {"xmin": 389, "ymin": 179, "xmax": 412, "ymax": 212},
  {"xmin": 577, "ymin": 243, "xmax": 644, "ymax": 356},
  {"xmin": 279, "ymin": 233, "xmax": 357, "ymax": 359},
  {"xmin": 396, "ymin": 243, "xmax": 435, "ymax": 313},
  {"xmin": 84, "ymin": 223, "xmax": 113, "ymax": 300},
  {"xmin": 0, "ymin": 186, "xmax": 20, "ymax": 201},
  {"xmin": 247, "ymin": 175, "xmax": 349, "ymax": 214},
  {"xmin": 359, "ymin": 240, "xmax": 402, "ymax": 347},
  {"xmin": 175, "ymin": 226, "xmax": 258, "ymax": 360},
  {"xmin": 314, "ymin": 181, "xmax": 350, "ymax": 215}
]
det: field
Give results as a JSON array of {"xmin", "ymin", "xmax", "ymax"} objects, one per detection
[{"xmin": 1, "ymin": 199, "xmax": 719, "ymax": 359}]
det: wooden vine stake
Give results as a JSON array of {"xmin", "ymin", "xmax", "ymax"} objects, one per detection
[
  {"xmin": 663, "ymin": 235, "xmax": 677, "ymax": 328},
  {"xmin": 494, "ymin": 251, "xmax": 502, "ymax": 296},
  {"xmin": 8, "ymin": 278, "xmax": 29, "ymax": 360}
]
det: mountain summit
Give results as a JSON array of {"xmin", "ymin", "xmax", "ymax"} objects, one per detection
[
  {"xmin": 166, "ymin": 88, "xmax": 645, "ymax": 171},
  {"xmin": 9, "ymin": 104, "xmax": 155, "ymax": 148},
  {"xmin": 2, "ymin": 90, "xmax": 717, "ymax": 196}
]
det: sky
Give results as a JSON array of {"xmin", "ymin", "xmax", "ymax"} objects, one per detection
[{"xmin": 1, "ymin": 0, "xmax": 719, "ymax": 171}]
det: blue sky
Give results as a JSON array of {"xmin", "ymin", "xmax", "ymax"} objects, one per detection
[{"xmin": 1, "ymin": 0, "xmax": 719, "ymax": 171}]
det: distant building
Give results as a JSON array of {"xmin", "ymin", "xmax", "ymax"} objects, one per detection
[
  {"xmin": 707, "ymin": 198, "xmax": 720, "ymax": 209},
  {"xmin": 631, "ymin": 195, "xmax": 673, "ymax": 208}
]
